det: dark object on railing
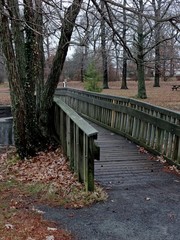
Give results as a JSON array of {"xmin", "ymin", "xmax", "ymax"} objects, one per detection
[
  {"xmin": 172, "ymin": 85, "xmax": 180, "ymax": 90},
  {"xmin": 55, "ymin": 88, "xmax": 180, "ymax": 168},
  {"xmin": 53, "ymin": 97, "xmax": 99, "ymax": 191},
  {"xmin": 0, "ymin": 105, "xmax": 11, "ymax": 117},
  {"xmin": 0, "ymin": 117, "xmax": 14, "ymax": 145},
  {"xmin": 0, "ymin": 106, "xmax": 13, "ymax": 146}
]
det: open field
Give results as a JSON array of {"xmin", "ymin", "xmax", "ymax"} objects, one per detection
[{"xmin": 1, "ymin": 80, "xmax": 180, "ymax": 112}]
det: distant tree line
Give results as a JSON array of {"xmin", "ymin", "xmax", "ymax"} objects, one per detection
[{"xmin": 61, "ymin": 0, "xmax": 180, "ymax": 98}]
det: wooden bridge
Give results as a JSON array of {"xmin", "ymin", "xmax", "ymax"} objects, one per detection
[
  {"xmin": 92, "ymin": 122, "xmax": 167, "ymax": 188},
  {"xmin": 53, "ymin": 88, "xmax": 180, "ymax": 191}
]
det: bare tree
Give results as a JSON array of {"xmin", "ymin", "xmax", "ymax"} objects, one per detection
[
  {"xmin": 0, "ymin": 0, "xmax": 83, "ymax": 158},
  {"xmin": 101, "ymin": 0, "xmax": 109, "ymax": 88},
  {"xmin": 91, "ymin": 0, "xmax": 180, "ymax": 98},
  {"xmin": 121, "ymin": 0, "xmax": 128, "ymax": 89},
  {"xmin": 0, "ymin": 46, "xmax": 6, "ymax": 83},
  {"xmin": 152, "ymin": 0, "xmax": 161, "ymax": 87}
]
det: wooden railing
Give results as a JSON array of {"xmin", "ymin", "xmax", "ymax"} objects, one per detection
[
  {"xmin": 53, "ymin": 97, "xmax": 99, "ymax": 191},
  {"xmin": 55, "ymin": 88, "xmax": 180, "ymax": 168}
]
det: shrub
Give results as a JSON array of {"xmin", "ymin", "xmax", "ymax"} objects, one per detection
[{"xmin": 84, "ymin": 62, "xmax": 102, "ymax": 92}]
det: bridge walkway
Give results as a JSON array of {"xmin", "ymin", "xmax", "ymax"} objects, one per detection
[
  {"xmin": 39, "ymin": 121, "xmax": 180, "ymax": 240},
  {"xmin": 92, "ymin": 122, "xmax": 178, "ymax": 188}
]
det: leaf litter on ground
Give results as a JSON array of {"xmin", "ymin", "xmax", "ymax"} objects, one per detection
[{"xmin": 0, "ymin": 147, "xmax": 108, "ymax": 239}]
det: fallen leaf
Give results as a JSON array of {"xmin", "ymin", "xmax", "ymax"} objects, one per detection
[
  {"xmin": 46, "ymin": 235, "xmax": 55, "ymax": 240},
  {"xmin": 5, "ymin": 223, "xmax": 14, "ymax": 229},
  {"xmin": 156, "ymin": 155, "xmax": 166, "ymax": 163},
  {"xmin": 0, "ymin": 174, "xmax": 4, "ymax": 180},
  {"xmin": 137, "ymin": 146, "xmax": 148, "ymax": 154},
  {"xmin": 47, "ymin": 227, "xmax": 57, "ymax": 231},
  {"xmin": 32, "ymin": 206, "xmax": 45, "ymax": 214}
]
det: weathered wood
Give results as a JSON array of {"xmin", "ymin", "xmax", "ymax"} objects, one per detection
[
  {"xmin": 0, "ymin": 106, "xmax": 12, "ymax": 118},
  {"xmin": 55, "ymin": 88, "xmax": 180, "ymax": 167},
  {"xmin": 53, "ymin": 97, "xmax": 100, "ymax": 191}
]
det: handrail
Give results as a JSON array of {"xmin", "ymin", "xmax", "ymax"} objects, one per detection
[
  {"xmin": 53, "ymin": 97, "xmax": 99, "ymax": 191},
  {"xmin": 55, "ymin": 88, "xmax": 180, "ymax": 167}
]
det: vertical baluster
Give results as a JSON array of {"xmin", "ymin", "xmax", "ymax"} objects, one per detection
[{"xmin": 74, "ymin": 125, "xmax": 79, "ymax": 178}]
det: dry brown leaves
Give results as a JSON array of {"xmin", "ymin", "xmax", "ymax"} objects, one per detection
[
  {"xmin": 4, "ymin": 148, "xmax": 82, "ymax": 193},
  {"xmin": 0, "ymin": 148, "xmax": 77, "ymax": 239},
  {"xmin": 0, "ymin": 210, "xmax": 72, "ymax": 240},
  {"xmin": 0, "ymin": 148, "xmax": 104, "ymax": 208},
  {"xmin": 136, "ymin": 146, "xmax": 180, "ymax": 176},
  {"xmin": 0, "ymin": 147, "xmax": 107, "ymax": 239}
]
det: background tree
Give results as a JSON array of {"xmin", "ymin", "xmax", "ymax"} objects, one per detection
[
  {"xmin": 101, "ymin": 0, "xmax": 109, "ymax": 89},
  {"xmin": 0, "ymin": 46, "xmax": 6, "ymax": 84},
  {"xmin": 121, "ymin": 0, "xmax": 128, "ymax": 89},
  {"xmin": 91, "ymin": 0, "xmax": 180, "ymax": 98},
  {"xmin": 152, "ymin": 0, "xmax": 161, "ymax": 87}
]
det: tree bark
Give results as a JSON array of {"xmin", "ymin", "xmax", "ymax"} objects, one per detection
[
  {"xmin": 34, "ymin": 0, "xmax": 45, "ymax": 115},
  {"xmin": 137, "ymin": 0, "xmax": 147, "ymax": 99},
  {"xmin": 153, "ymin": 0, "xmax": 161, "ymax": 87},
  {"xmin": 39, "ymin": 0, "xmax": 83, "ymax": 137},
  {"xmin": 101, "ymin": 0, "xmax": 109, "ymax": 89},
  {"xmin": 121, "ymin": 0, "xmax": 128, "ymax": 89},
  {"xmin": 0, "ymin": 0, "xmax": 83, "ymax": 158}
]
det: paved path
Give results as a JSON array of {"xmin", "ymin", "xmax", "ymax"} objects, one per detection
[{"xmin": 39, "ymin": 123, "xmax": 180, "ymax": 240}]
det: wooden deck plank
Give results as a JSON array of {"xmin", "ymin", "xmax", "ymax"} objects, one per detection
[{"xmin": 90, "ymin": 122, "xmax": 166, "ymax": 187}]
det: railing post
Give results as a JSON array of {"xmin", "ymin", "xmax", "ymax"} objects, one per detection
[
  {"xmin": 111, "ymin": 100, "xmax": 116, "ymax": 128},
  {"xmin": 83, "ymin": 134, "xmax": 88, "ymax": 191},
  {"xmin": 66, "ymin": 116, "xmax": 71, "ymax": 163},
  {"xmin": 87, "ymin": 137, "xmax": 95, "ymax": 191},
  {"xmin": 178, "ymin": 138, "xmax": 180, "ymax": 164},
  {"xmin": 74, "ymin": 125, "xmax": 80, "ymax": 178},
  {"xmin": 173, "ymin": 136, "xmax": 180, "ymax": 164}
]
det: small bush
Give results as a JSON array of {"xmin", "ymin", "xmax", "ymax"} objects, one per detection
[{"xmin": 84, "ymin": 62, "xmax": 102, "ymax": 92}]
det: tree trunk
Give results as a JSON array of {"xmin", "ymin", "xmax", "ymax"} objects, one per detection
[
  {"xmin": 137, "ymin": 60, "xmax": 146, "ymax": 99},
  {"xmin": 39, "ymin": 0, "xmax": 83, "ymax": 137},
  {"xmin": 101, "ymin": 0, "xmax": 109, "ymax": 89},
  {"xmin": 153, "ymin": 0, "xmax": 161, "ymax": 87},
  {"xmin": 169, "ymin": 59, "xmax": 174, "ymax": 77},
  {"xmin": 121, "ymin": 57, "xmax": 128, "ymax": 89},
  {"xmin": 121, "ymin": 0, "xmax": 128, "ymax": 89},
  {"xmin": 154, "ymin": 45, "xmax": 161, "ymax": 87},
  {"xmin": 137, "ymin": 0, "xmax": 147, "ymax": 99},
  {"xmin": 0, "ymin": 0, "xmax": 83, "ymax": 158},
  {"xmin": 0, "ymin": 0, "xmax": 41, "ymax": 158},
  {"xmin": 80, "ymin": 48, "xmax": 84, "ymax": 82},
  {"xmin": 34, "ymin": 0, "xmax": 45, "ymax": 115}
]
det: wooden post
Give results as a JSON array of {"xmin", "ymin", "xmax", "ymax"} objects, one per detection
[
  {"xmin": 66, "ymin": 116, "xmax": 71, "ymax": 161},
  {"xmin": 87, "ymin": 138, "xmax": 95, "ymax": 191}
]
